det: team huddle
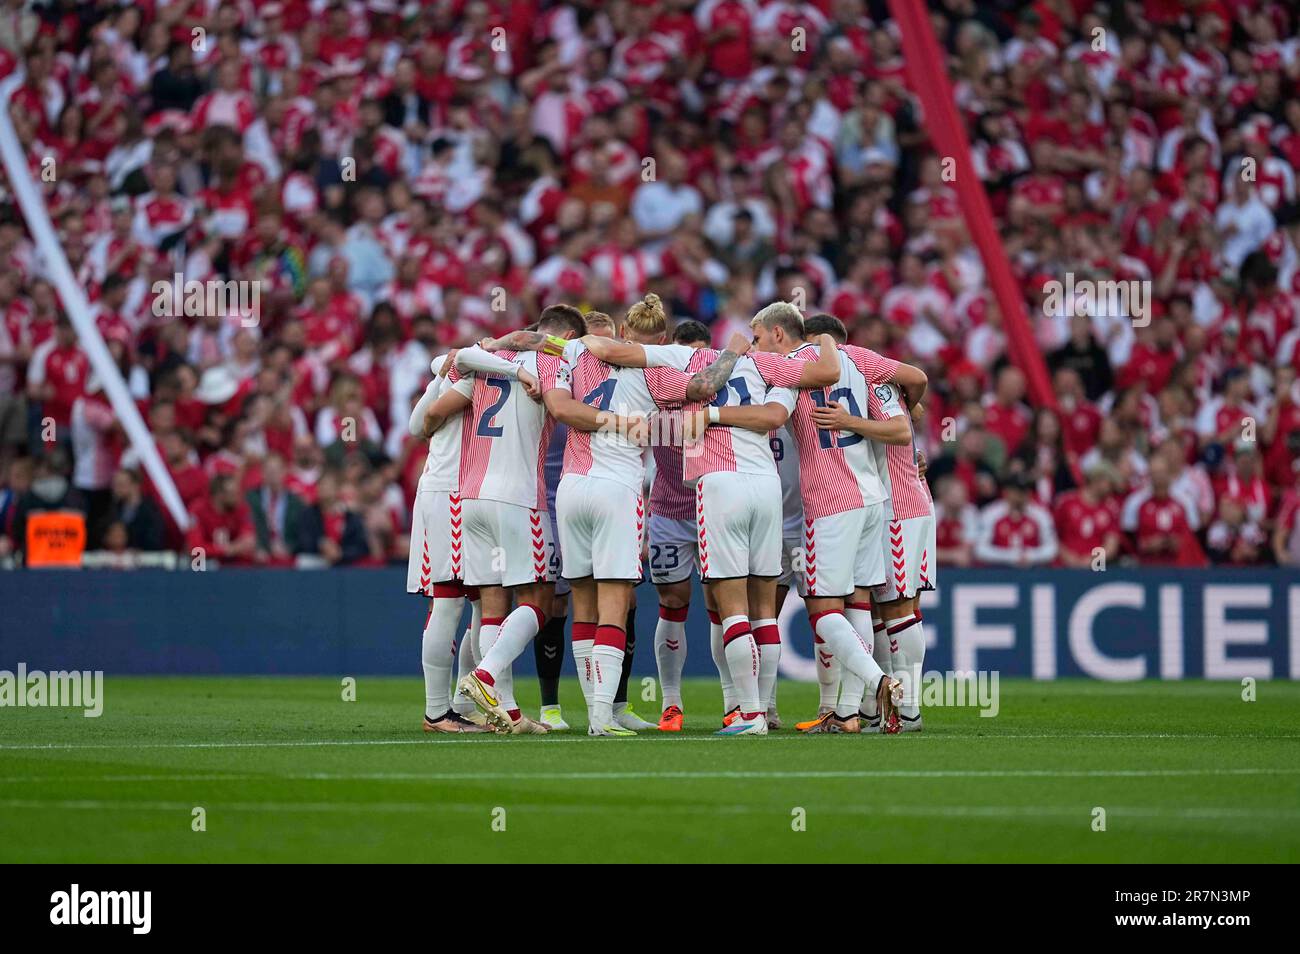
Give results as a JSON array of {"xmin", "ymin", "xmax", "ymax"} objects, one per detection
[{"xmin": 405, "ymin": 295, "xmax": 935, "ymax": 737}]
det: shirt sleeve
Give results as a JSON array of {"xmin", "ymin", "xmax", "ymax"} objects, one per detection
[
  {"xmin": 765, "ymin": 385, "xmax": 798, "ymax": 414},
  {"xmin": 644, "ymin": 367, "xmax": 692, "ymax": 407},
  {"xmin": 642, "ymin": 343, "xmax": 694, "ymax": 370},
  {"xmin": 848, "ymin": 345, "xmax": 901, "ymax": 384},
  {"xmin": 553, "ymin": 355, "xmax": 575, "ymax": 395},
  {"xmin": 537, "ymin": 354, "xmax": 564, "ymax": 393},
  {"xmin": 750, "ymin": 350, "xmax": 807, "ymax": 388},
  {"xmin": 868, "ymin": 381, "xmax": 905, "ymax": 420}
]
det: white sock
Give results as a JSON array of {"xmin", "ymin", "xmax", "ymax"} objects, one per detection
[
  {"xmin": 591, "ymin": 625, "xmax": 626, "ymax": 725},
  {"xmin": 861, "ymin": 613, "xmax": 892, "ymax": 718},
  {"xmin": 813, "ymin": 611, "xmax": 883, "ymax": 718},
  {"xmin": 889, "ymin": 613, "xmax": 925, "ymax": 718},
  {"xmin": 752, "ymin": 617, "xmax": 780, "ymax": 714},
  {"xmin": 572, "ymin": 622, "xmax": 596, "ymax": 709},
  {"xmin": 721, "ymin": 615, "xmax": 761, "ymax": 716},
  {"xmin": 477, "ymin": 604, "xmax": 543, "ymax": 683},
  {"xmin": 473, "ymin": 616, "xmax": 513, "ymax": 714},
  {"xmin": 813, "ymin": 634, "xmax": 840, "ymax": 709},
  {"xmin": 422, "ymin": 595, "xmax": 464, "ymax": 718},
  {"xmin": 709, "ymin": 613, "xmax": 737, "ymax": 712},
  {"xmin": 654, "ymin": 606, "xmax": 688, "ymax": 709},
  {"xmin": 451, "ymin": 597, "xmax": 481, "ymax": 715}
]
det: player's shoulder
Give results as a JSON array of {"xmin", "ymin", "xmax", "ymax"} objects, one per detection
[{"xmin": 561, "ymin": 339, "xmax": 587, "ymax": 363}]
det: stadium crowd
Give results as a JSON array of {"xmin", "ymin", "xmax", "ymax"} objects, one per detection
[{"xmin": 0, "ymin": 0, "xmax": 1298, "ymax": 569}]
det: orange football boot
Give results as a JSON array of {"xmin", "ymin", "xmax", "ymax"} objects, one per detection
[{"xmin": 658, "ymin": 705, "xmax": 684, "ymax": 732}]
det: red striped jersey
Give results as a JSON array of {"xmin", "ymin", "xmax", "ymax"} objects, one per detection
[
  {"xmin": 781, "ymin": 342, "xmax": 888, "ymax": 520},
  {"xmin": 419, "ymin": 360, "xmax": 475, "ymax": 493},
  {"xmin": 650, "ymin": 442, "xmax": 693, "ymax": 520},
  {"xmin": 555, "ymin": 341, "xmax": 693, "ymax": 493},
  {"xmin": 858, "ymin": 349, "xmax": 933, "ymax": 520},
  {"xmin": 447, "ymin": 350, "xmax": 564, "ymax": 510},
  {"xmin": 643, "ymin": 344, "xmax": 805, "ymax": 481}
]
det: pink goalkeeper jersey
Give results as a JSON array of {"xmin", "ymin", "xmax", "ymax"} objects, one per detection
[
  {"xmin": 643, "ymin": 344, "xmax": 805, "ymax": 482},
  {"xmin": 555, "ymin": 340, "xmax": 693, "ymax": 493},
  {"xmin": 447, "ymin": 350, "xmax": 564, "ymax": 510},
  {"xmin": 782, "ymin": 342, "xmax": 888, "ymax": 520}
]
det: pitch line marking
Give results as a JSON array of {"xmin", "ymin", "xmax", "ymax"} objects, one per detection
[
  {"xmin": 1, "ymin": 767, "xmax": 1298, "ymax": 784},
  {"xmin": 0, "ymin": 798, "xmax": 1297, "ymax": 823},
  {"xmin": 2, "ymin": 731, "xmax": 1300, "ymax": 751}
]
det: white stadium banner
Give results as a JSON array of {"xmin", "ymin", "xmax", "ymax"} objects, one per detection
[{"xmin": 0, "ymin": 74, "xmax": 190, "ymax": 530}]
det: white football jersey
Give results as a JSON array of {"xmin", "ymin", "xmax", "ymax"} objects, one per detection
[
  {"xmin": 642, "ymin": 343, "xmax": 804, "ymax": 481},
  {"xmin": 419, "ymin": 370, "xmax": 474, "ymax": 493},
  {"xmin": 554, "ymin": 340, "xmax": 693, "ymax": 493},
  {"xmin": 448, "ymin": 350, "xmax": 566, "ymax": 510}
]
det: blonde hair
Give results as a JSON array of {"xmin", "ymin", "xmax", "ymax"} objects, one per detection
[
  {"xmin": 583, "ymin": 310, "xmax": 616, "ymax": 332},
  {"xmin": 750, "ymin": 301, "xmax": 805, "ymax": 338},
  {"xmin": 625, "ymin": 293, "xmax": 667, "ymax": 336}
]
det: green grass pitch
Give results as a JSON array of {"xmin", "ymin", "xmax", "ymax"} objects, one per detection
[{"xmin": 1, "ymin": 677, "xmax": 1297, "ymax": 863}]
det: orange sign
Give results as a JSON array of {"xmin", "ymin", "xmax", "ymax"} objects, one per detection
[{"xmin": 26, "ymin": 511, "xmax": 87, "ymax": 567}]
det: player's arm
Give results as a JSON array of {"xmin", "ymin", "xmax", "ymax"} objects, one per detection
[
  {"xmin": 577, "ymin": 334, "xmax": 651, "ymax": 368},
  {"xmin": 717, "ymin": 401, "xmax": 790, "ymax": 432},
  {"xmin": 797, "ymin": 334, "xmax": 841, "ymax": 387},
  {"xmin": 889, "ymin": 362, "xmax": 928, "ymax": 409},
  {"xmin": 455, "ymin": 345, "xmax": 541, "ymax": 397},
  {"xmin": 811, "ymin": 402, "xmax": 911, "ymax": 444},
  {"xmin": 421, "ymin": 388, "xmax": 472, "ymax": 440},
  {"xmin": 542, "ymin": 388, "xmax": 645, "ymax": 437},
  {"xmin": 407, "ymin": 379, "xmax": 442, "ymax": 437},
  {"xmin": 480, "ymin": 330, "xmax": 556, "ymax": 353},
  {"xmin": 685, "ymin": 332, "xmax": 750, "ymax": 401}
]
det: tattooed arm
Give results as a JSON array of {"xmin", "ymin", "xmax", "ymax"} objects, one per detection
[
  {"xmin": 685, "ymin": 332, "xmax": 750, "ymax": 402},
  {"xmin": 482, "ymin": 330, "xmax": 548, "ymax": 352}
]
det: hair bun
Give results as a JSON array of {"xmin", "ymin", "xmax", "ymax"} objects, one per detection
[{"xmin": 643, "ymin": 293, "xmax": 661, "ymax": 308}]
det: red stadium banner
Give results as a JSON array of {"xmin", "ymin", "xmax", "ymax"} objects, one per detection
[{"xmin": 887, "ymin": 0, "xmax": 1058, "ymax": 412}]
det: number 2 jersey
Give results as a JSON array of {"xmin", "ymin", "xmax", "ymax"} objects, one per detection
[
  {"xmin": 642, "ymin": 343, "xmax": 807, "ymax": 482},
  {"xmin": 554, "ymin": 340, "xmax": 695, "ymax": 492},
  {"xmin": 445, "ymin": 350, "xmax": 565, "ymax": 510}
]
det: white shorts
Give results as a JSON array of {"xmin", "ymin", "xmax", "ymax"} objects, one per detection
[
  {"xmin": 872, "ymin": 512, "xmax": 937, "ymax": 603},
  {"xmin": 696, "ymin": 471, "xmax": 782, "ymax": 581},
  {"xmin": 406, "ymin": 490, "xmax": 463, "ymax": 595},
  {"xmin": 461, "ymin": 498, "xmax": 558, "ymax": 588},
  {"xmin": 801, "ymin": 504, "xmax": 886, "ymax": 598},
  {"xmin": 556, "ymin": 473, "xmax": 644, "ymax": 581},
  {"xmin": 777, "ymin": 534, "xmax": 804, "ymax": 595},
  {"xmin": 648, "ymin": 514, "xmax": 697, "ymax": 585}
]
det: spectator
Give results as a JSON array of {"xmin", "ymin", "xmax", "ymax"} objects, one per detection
[
  {"xmin": 1054, "ymin": 464, "xmax": 1122, "ymax": 568},
  {"xmin": 295, "ymin": 470, "xmax": 367, "ymax": 566},
  {"xmin": 975, "ymin": 472, "xmax": 1058, "ymax": 567},
  {"xmin": 107, "ymin": 468, "xmax": 165, "ymax": 552},
  {"xmin": 933, "ymin": 476, "xmax": 978, "ymax": 567},
  {"xmin": 185, "ymin": 473, "xmax": 257, "ymax": 565},
  {"xmin": 1121, "ymin": 454, "xmax": 1206, "ymax": 567},
  {"xmin": 247, "ymin": 453, "xmax": 304, "ymax": 566}
]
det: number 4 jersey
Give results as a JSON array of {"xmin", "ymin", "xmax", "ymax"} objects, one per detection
[{"xmin": 554, "ymin": 340, "xmax": 695, "ymax": 492}]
